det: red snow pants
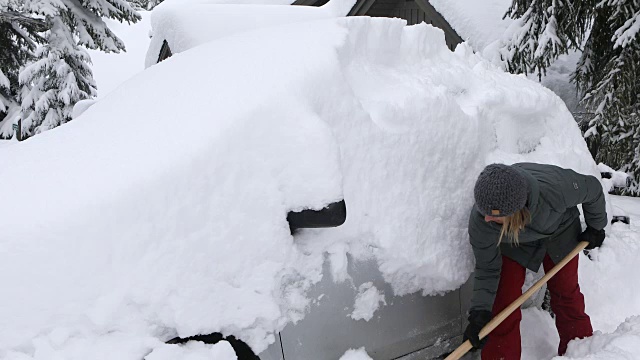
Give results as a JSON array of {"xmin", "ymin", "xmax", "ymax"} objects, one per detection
[{"xmin": 481, "ymin": 254, "xmax": 593, "ymax": 360}]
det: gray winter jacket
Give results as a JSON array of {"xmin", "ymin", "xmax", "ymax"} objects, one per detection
[{"xmin": 468, "ymin": 162, "xmax": 607, "ymax": 312}]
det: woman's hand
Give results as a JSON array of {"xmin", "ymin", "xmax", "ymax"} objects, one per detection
[
  {"xmin": 463, "ymin": 310, "xmax": 492, "ymax": 350},
  {"xmin": 579, "ymin": 226, "xmax": 605, "ymax": 249}
]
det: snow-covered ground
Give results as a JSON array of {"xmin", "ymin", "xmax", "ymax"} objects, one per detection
[
  {"xmin": 517, "ymin": 195, "xmax": 640, "ymax": 360},
  {"xmin": 1, "ymin": 2, "xmax": 640, "ymax": 360},
  {"xmin": 0, "ymin": 139, "xmax": 13, "ymax": 148}
]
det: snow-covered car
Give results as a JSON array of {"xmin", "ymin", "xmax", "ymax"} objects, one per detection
[{"xmin": 0, "ymin": 3, "xmax": 606, "ymax": 360}]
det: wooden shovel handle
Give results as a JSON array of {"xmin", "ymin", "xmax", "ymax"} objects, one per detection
[{"xmin": 445, "ymin": 241, "xmax": 589, "ymax": 360}]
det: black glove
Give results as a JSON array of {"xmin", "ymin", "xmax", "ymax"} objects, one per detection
[
  {"xmin": 463, "ymin": 310, "xmax": 492, "ymax": 350},
  {"xmin": 578, "ymin": 226, "xmax": 605, "ymax": 250}
]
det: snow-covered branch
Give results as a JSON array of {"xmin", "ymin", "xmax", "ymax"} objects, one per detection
[{"xmin": 0, "ymin": 10, "xmax": 47, "ymax": 31}]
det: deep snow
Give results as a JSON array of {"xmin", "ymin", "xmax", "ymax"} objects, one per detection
[
  {"xmin": 428, "ymin": 0, "xmax": 584, "ymax": 112},
  {"xmin": 145, "ymin": 0, "xmax": 356, "ymax": 67},
  {"xmin": 561, "ymin": 316, "xmax": 640, "ymax": 359},
  {"xmin": 0, "ymin": 3, "xmax": 633, "ymax": 360}
]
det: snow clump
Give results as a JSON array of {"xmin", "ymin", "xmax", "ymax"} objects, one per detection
[
  {"xmin": 350, "ymin": 283, "xmax": 386, "ymax": 321},
  {"xmin": 339, "ymin": 347, "xmax": 373, "ymax": 360}
]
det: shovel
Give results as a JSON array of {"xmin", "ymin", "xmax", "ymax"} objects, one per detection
[{"xmin": 444, "ymin": 241, "xmax": 590, "ymax": 360}]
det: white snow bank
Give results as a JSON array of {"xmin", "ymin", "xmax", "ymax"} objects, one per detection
[
  {"xmin": 145, "ymin": 0, "xmax": 356, "ymax": 67},
  {"xmin": 146, "ymin": 341, "xmax": 237, "ymax": 360},
  {"xmin": 350, "ymin": 283, "xmax": 385, "ymax": 321},
  {"xmin": 558, "ymin": 316, "xmax": 640, "ymax": 359},
  {"xmin": 0, "ymin": 15, "xmax": 598, "ymax": 359},
  {"xmin": 339, "ymin": 347, "xmax": 373, "ymax": 360}
]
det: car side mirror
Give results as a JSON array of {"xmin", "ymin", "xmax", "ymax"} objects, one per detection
[{"xmin": 287, "ymin": 200, "xmax": 347, "ymax": 234}]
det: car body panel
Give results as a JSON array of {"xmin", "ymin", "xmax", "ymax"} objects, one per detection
[{"xmin": 278, "ymin": 256, "xmax": 464, "ymax": 359}]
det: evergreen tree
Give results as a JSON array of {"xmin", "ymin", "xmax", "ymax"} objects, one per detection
[
  {"xmin": 148, "ymin": 0, "xmax": 165, "ymax": 10},
  {"xmin": 128, "ymin": 0, "xmax": 163, "ymax": 11},
  {"xmin": 19, "ymin": 0, "xmax": 140, "ymax": 137},
  {"xmin": 127, "ymin": 0, "xmax": 148, "ymax": 10},
  {"xmin": 501, "ymin": 0, "xmax": 640, "ymax": 194},
  {"xmin": 0, "ymin": 0, "xmax": 45, "ymax": 138}
]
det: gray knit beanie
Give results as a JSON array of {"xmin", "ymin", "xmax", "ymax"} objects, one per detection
[{"xmin": 474, "ymin": 164, "xmax": 528, "ymax": 217}]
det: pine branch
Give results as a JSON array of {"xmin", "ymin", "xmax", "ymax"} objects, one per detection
[{"xmin": 0, "ymin": 11, "xmax": 48, "ymax": 32}]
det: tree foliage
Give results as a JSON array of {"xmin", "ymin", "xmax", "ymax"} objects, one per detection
[
  {"xmin": 0, "ymin": 0, "xmax": 45, "ymax": 138},
  {"xmin": 502, "ymin": 0, "xmax": 640, "ymax": 194},
  {"xmin": 0, "ymin": 0, "xmax": 140, "ymax": 139},
  {"xmin": 128, "ymin": 0, "xmax": 163, "ymax": 11}
]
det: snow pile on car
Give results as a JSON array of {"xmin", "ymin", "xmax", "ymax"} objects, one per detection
[
  {"xmin": 296, "ymin": 17, "xmax": 601, "ymax": 297},
  {"xmin": 144, "ymin": 0, "xmax": 355, "ymax": 67},
  {"xmin": 429, "ymin": 0, "xmax": 512, "ymax": 52},
  {"xmin": 0, "ymin": 12, "xmax": 598, "ymax": 360}
]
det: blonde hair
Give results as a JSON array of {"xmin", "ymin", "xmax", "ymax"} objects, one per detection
[{"xmin": 498, "ymin": 208, "xmax": 531, "ymax": 245}]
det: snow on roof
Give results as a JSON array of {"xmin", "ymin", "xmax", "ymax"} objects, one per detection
[
  {"xmin": 0, "ymin": 16, "xmax": 598, "ymax": 359},
  {"xmin": 145, "ymin": 0, "xmax": 356, "ymax": 67},
  {"xmin": 428, "ymin": 0, "xmax": 512, "ymax": 52}
]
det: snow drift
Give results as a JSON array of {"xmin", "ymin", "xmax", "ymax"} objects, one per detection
[
  {"xmin": 0, "ymin": 14, "xmax": 599, "ymax": 359},
  {"xmin": 558, "ymin": 316, "xmax": 640, "ymax": 359}
]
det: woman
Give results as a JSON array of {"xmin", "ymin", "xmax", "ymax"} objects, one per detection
[{"xmin": 464, "ymin": 163, "xmax": 607, "ymax": 359}]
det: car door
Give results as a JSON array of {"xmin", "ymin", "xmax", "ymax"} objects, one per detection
[{"xmin": 276, "ymin": 255, "xmax": 465, "ymax": 359}]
